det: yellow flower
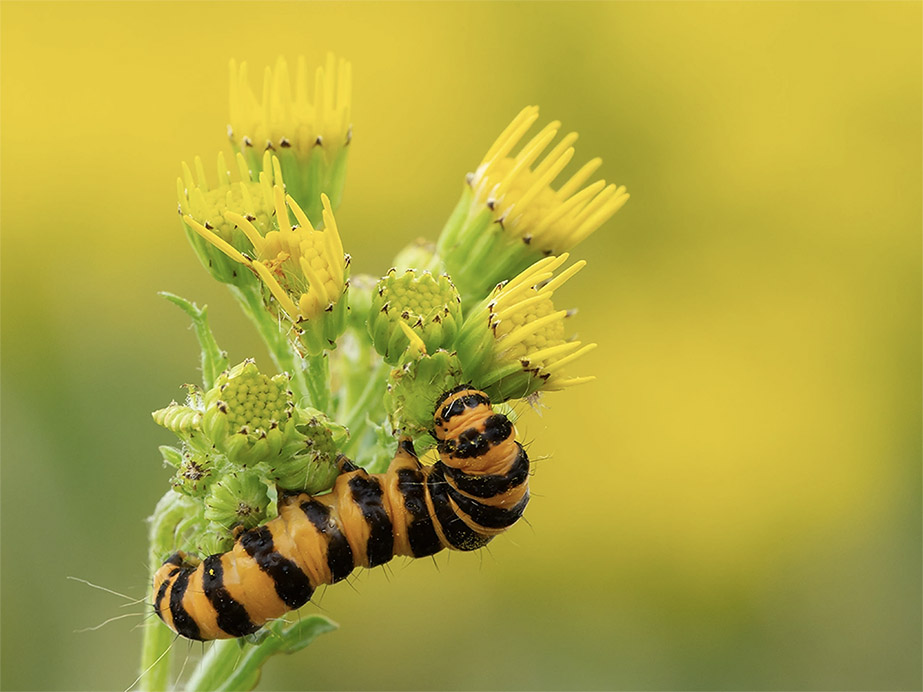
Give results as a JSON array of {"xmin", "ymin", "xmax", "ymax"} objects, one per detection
[
  {"xmin": 228, "ymin": 55, "xmax": 352, "ymax": 220},
  {"xmin": 184, "ymin": 187, "xmax": 349, "ymax": 355},
  {"xmin": 437, "ymin": 106, "xmax": 628, "ymax": 304},
  {"xmin": 470, "ymin": 106, "xmax": 628, "ymax": 254},
  {"xmin": 456, "ymin": 254, "xmax": 596, "ymax": 400},
  {"xmin": 177, "ymin": 151, "xmax": 283, "ymax": 285}
]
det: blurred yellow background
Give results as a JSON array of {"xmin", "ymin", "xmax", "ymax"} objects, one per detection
[{"xmin": 2, "ymin": 2, "xmax": 920, "ymax": 690}]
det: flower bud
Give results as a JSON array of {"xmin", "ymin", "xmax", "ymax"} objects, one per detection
[
  {"xmin": 152, "ymin": 402, "xmax": 202, "ymax": 436},
  {"xmin": 269, "ymin": 415, "xmax": 341, "ymax": 493},
  {"xmin": 201, "ymin": 360, "xmax": 297, "ymax": 466},
  {"xmin": 171, "ymin": 449, "xmax": 217, "ymax": 497},
  {"xmin": 203, "ymin": 469, "xmax": 270, "ymax": 531},
  {"xmin": 386, "ymin": 349, "xmax": 466, "ymax": 438},
  {"xmin": 368, "ymin": 270, "xmax": 462, "ymax": 365},
  {"xmin": 185, "ymin": 189, "xmax": 350, "ymax": 356}
]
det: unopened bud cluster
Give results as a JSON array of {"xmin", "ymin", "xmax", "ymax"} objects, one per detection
[
  {"xmin": 153, "ymin": 360, "xmax": 342, "ymax": 554},
  {"xmin": 369, "ymin": 270, "xmax": 461, "ymax": 365}
]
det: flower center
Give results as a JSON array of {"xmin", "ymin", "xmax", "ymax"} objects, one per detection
[
  {"xmin": 220, "ymin": 366, "xmax": 289, "ymax": 433},
  {"xmin": 492, "ymin": 293, "xmax": 564, "ymax": 361},
  {"xmin": 193, "ymin": 182, "xmax": 273, "ymax": 243}
]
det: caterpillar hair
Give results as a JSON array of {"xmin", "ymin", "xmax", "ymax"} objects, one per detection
[{"xmin": 152, "ymin": 386, "xmax": 530, "ymax": 640}]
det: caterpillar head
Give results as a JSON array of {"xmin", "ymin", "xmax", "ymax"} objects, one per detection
[{"xmin": 432, "ymin": 386, "xmax": 517, "ymax": 477}]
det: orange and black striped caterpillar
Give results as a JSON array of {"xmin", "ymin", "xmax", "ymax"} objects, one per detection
[{"xmin": 153, "ymin": 387, "xmax": 530, "ymax": 640}]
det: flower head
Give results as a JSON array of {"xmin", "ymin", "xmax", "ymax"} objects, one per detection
[
  {"xmin": 456, "ymin": 254, "xmax": 596, "ymax": 400},
  {"xmin": 470, "ymin": 106, "xmax": 628, "ymax": 253},
  {"xmin": 229, "ymin": 54, "xmax": 352, "ymax": 220},
  {"xmin": 184, "ymin": 188, "xmax": 350, "ymax": 355},
  {"xmin": 368, "ymin": 270, "xmax": 462, "ymax": 365},
  {"xmin": 177, "ymin": 151, "xmax": 282, "ymax": 285},
  {"xmin": 437, "ymin": 107, "xmax": 628, "ymax": 304}
]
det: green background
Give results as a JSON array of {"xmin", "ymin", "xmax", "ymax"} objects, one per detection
[{"xmin": 2, "ymin": 2, "xmax": 920, "ymax": 690}]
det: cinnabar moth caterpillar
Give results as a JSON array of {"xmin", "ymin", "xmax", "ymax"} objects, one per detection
[{"xmin": 152, "ymin": 387, "xmax": 530, "ymax": 640}]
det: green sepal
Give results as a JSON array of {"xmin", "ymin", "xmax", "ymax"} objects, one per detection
[
  {"xmin": 159, "ymin": 445, "xmax": 184, "ymax": 469},
  {"xmin": 436, "ymin": 186, "xmax": 547, "ymax": 308},
  {"xmin": 294, "ymin": 284, "xmax": 350, "ymax": 356}
]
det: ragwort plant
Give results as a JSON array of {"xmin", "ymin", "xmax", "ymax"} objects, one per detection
[{"xmin": 140, "ymin": 54, "xmax": 627, "ymax": 691}]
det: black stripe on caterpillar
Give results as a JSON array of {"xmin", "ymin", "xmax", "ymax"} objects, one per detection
[{"xmin": 152, "ymin": 387, "xmax": 530, "ymax": 640}]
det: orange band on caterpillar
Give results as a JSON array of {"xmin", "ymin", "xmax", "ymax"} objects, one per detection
[{"xmin": 152, "ymin": 387, "xmax": 530, "ymax": 640}]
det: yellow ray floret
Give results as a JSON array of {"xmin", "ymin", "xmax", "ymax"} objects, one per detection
[
  {"xmin": 177, "ymin": 151, "xmax": 282, "ymax": 242},
  {"xmin": 470, "ymin": 107, "xmax": 629, "ymax": 254},
  {"xmin": 184, "ymin": 189, "xmax": 347, "ymax": 323},
  {"xmin": 487, "ymin": 254, "xmax": 596, "ymax": 390},
  {"xmin": 229, "ymin": 54, "xmax": 352, "ymax": 155}
]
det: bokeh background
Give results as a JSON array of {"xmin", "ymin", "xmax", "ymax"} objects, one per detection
[{"xmin": 2, "ymin": 2, "xmax": 920, "ymax": 690}]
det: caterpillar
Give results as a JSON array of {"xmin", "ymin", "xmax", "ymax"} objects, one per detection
[{"xmin": 152, "ymin": 386, "xmax": 530, "ymax": 640}]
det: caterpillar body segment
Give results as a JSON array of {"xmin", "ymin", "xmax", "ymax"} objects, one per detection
[{"xmin": 153, "ymin": 387, "xmax": 530, "ymax": 640}]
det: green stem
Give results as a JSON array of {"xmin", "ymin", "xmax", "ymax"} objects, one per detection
[
  {"xmin": 228, "ymin": 283, "xmax": 311, "ymax": 406},
  {"xmin": 184, "ymin": 639, "xmax": 246, "ymax": 692},
  {"xmin": 140, "ymin": 491, "xmax": 197, "ymax": 692},
  {"xmin": 341, "ymin": 359, "xmax": 387, "ymax": 458},
  {"xmin": 303, "ymin": 354, "xmax": 330, "ymax": 414}
]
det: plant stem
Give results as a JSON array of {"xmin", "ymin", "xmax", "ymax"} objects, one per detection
[
  {"xmin": 228, "ymin": 283, "xmax": 311, "ymax": 405},
  {"xmin": 303, "ymin": 353, "xmax": 330, "ymax": 414},
  {"xmin": 341, "ymin": 359, "xmax": 387, "ymax": 458},
  {"xmin": 140, "ymin": 491, "xmax": 197, "ymax": 691}
]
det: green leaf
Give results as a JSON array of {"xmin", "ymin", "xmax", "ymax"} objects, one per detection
[
  {"xmin": 160, "ymin": 292, "xmax": 229, "ymax": 390},
  {"xmin": 185, "ymin": 615, "xmax": 338, "ymax": 692}
]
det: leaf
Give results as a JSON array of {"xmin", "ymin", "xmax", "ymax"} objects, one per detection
[
  {"xmin": 185, "ymin": 615, "xmax": 338, "ymax": 692},
  {"xmin": 160, "ymin": 292, "xmax": 229, "ymax": 390}
]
